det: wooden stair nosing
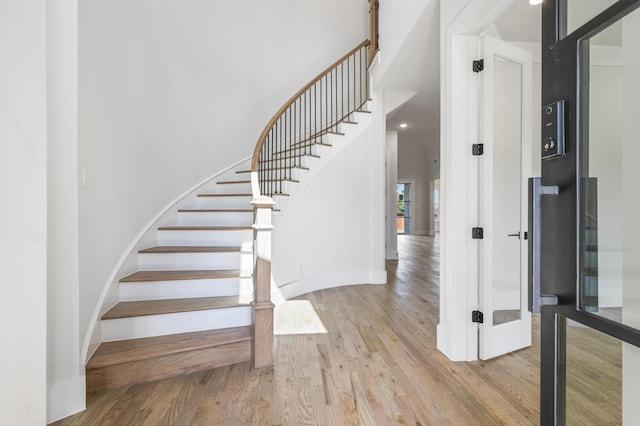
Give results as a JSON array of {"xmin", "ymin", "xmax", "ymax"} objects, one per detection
[
  {"xmin": 272, "ymin": 142, "xmax": 332, "ymax": 156},
  {"xmin": 236, "ymin": 165, "xmax": 309, "ymax": 174},
  {"xmin": 262, "ymin": 192, "xmax": 290, "ymax": 197},
  {"xmin": 158, "ymin": 225, "xmax": 252, "ymax": 231},
  {"xmin": 87, "ymin": 326, "xmax": 252, "ymax": 369},
  {"xmin": 216, "ymin": 180, "xmax": 251, "ymax": 185},
  {"xmin": 139, "ymin": 246, "xmax": 249, "ymax": 254},
  {"xmin": 258, "ymin": 177, "xmax": 300, "ymax": 184},
  {"xmin": 102, "ymin": 296, "xmax": 251, "ymax": 320},
  {"xmin": 86, "ymin": 340, "xmax": 251, "ymax": 393},
  {"xmin": 120, "ymin": 269, "xmax": 250, "ymax": 283},
  {"xmin": 177, "ymin": 209, "xmax": 253, "ymax": 213},
  {"xmin": 259, "ymin": 153, "xmax": 320, "ymax": 163},
  {"xmin": 326, "ymin": 130, "xmax": 346, "ymax": 136}
]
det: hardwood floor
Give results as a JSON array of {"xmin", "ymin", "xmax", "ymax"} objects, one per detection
[{"xmin": 56, "ymin": 235, "xmax": 543, "ymax": 425}]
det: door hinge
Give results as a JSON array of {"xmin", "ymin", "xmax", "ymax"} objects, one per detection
[
  {"xmin": 472, "ymin": 143, "xmax": 484, "ymax": 156},
  {"xmin": 472, "ymin": 310, "xmax": 484, "ymax": 323},
  {"xmin": 473, "ymin": 59, "xmax": 484, "ymax": 73},
  {"xmin": 472, "ymin": 227, "xmax": 484, "ymax": 239}
]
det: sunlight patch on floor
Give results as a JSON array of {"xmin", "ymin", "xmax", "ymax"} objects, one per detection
[{"xmin": 274, "ymin": 300, "xmax": 328, "ymax": 335}]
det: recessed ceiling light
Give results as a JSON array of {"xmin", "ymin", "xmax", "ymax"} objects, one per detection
[
  {"xmin": 399, "ymin": 123, "xmax": 408, "ymax": 128},
  {"xmin": 529, "ymin": 0, "xmax": 542, "ymax": 5}
]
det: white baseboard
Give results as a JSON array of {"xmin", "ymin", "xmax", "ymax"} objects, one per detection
[
  {"xmin": 279, "ymin": 269, "xmax": 387, "ymax": 300},
  {"xmin": 386, "ymin": 250, "xmax": 399, "ymax": 260},
  {"xmin": 47, "ymin": 375, "xmax": 85, "ymax": 424}
]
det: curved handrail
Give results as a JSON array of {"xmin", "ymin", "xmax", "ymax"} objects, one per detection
[{"xmin": 251, "ymin": 40, "xmax": 371, "ymax": 198}]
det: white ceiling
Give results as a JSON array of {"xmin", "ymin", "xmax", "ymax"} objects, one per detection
[{"xmin": 382, "ymin": 0, "xmax": 622, "ymax": 153}]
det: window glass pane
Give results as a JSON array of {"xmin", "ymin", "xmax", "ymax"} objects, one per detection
[
  {"xmin": 567, "ymin": 0, "xmax": 618, "ymax": 36},
  {"xmin": 564, "ymin": 317, "xmax": 626, "ymax": 424},
  {"xmin": 492, "ymin": 56, "xmax": 523, "ymax": 325},
  {"xmin": 580, "ymin": 5, "xmax": 640, "ymax": 330}
]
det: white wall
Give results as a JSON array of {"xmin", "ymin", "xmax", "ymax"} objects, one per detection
[
  {"xmin": 272, "ymin": 126, "xmax": 387, "ymax": 297},
  {"xmin": 47, "ymin": 0, "xmax": 86, "ymax": 422},
  {"xmin": 398, "ymin": 142, "xmax": 440, "ymax": 236},
  {"xmin": 77, "ymin": 0, "xmax": 368, "ymax": 362},
  {"xmin": 386, "ymin": 131, "xmax": 399, "ymax": 258},
  {"xmin": 0, "ymin": 0, "xmax": 48, "ymax": 423},
  {"xmin": 378, "ymin": 0, "xmax": 436, "ymax": 78}
]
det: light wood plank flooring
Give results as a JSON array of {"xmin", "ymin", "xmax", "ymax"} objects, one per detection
[{"xmin": 55, "ymin": 235, "xmax": 542, "ymax": 425}]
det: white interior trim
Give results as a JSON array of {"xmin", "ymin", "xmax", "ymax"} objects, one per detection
[{"xmin": 438, "ymin": 0, "xmax": 517, "ymax": 362}]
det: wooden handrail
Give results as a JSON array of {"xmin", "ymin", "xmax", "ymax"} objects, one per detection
[
  {"xmin": 369, "ymin": 0, "xmax": 379, "ymax": 63},
  {"xmin": 250, "ymin": 39, "xmax": 370, "ymax": 175}
]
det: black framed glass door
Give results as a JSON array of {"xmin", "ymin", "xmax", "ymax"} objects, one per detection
[{"xmin": 538, "ymin": 0, "xmax": 640, "ymax": 423}]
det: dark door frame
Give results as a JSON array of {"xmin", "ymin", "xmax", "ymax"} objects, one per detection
[{"xmin": 539, "ymin": 0, "xmax": 640, "ymax": 423}]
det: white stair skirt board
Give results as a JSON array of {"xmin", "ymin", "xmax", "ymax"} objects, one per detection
[
  {"xmin": 101, "ymin": 306, "xmax": 253, "ymax": 342},
  {"xmin": 195, "ymin": 195, "xmax": 253, "ymax": 209},
  {"xmin": 493, "ymin": 280, "xmax": 520, "ymax": 311},
  {"xmin": 137, "ymin": 252, "xmax": 252, "ymax": 271},
  {"xmin": 119, "ymin": 277, "xmax": 254, "ymax": 301},
  {"xmin": 157, "ymin": 229, "xmax": 253, "ymax": 248},
  {"xmin": 278, "ymin": 270, "xmax": 387, "ymax": 300},
  {"xmin": 177, "ymin": 211, "xmax": 253, "ymax": 226},
  {"xmin": 214, "ymin": 182, "xmax": 252, "ymax": 194}
]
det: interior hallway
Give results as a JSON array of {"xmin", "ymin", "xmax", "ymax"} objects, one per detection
[{"xmin": 54, "ymin": 235, "xmax": 540, "ymax": 425}]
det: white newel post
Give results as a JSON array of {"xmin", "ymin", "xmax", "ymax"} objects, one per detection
[{"xmin": 251, "ymin": 196, "xmax": 275, "ymax": 368}]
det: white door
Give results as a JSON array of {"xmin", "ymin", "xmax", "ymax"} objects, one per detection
[{"xmin": 478, "ymin": 35, "xmax": 532, "ymax": 360}]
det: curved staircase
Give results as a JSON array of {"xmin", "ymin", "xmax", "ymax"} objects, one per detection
[
  {"xmin": 86, "ymin": 176, "xmax": 257, "ymax": 392},
  {"xmin": 85, "ymin": 39, "xmax": 374, "ymax": 393}
]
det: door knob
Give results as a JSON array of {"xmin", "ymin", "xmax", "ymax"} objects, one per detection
[{"xmin": 508, "ymin": 232, "xmax": 521, "ymax": 238}]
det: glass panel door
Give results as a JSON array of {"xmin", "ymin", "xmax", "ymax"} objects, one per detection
[
  {"xmin": 539, "ymin": 1, "xmax": 640, "ymax": 423},
  {"xmin": 478, "ymin": 35, "xmax": 532, "ymax": 360},
  {"xmin": 397, "ymin": 183, "xmax": 411, "ymax": 235}
]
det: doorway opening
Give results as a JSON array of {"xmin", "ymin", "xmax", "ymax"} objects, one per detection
[{"xmin": 397, "ymin": 183, "xmax": 412, "ymax": 235}]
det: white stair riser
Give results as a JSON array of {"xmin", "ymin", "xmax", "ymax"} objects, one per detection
[
  {"xmin": 196, "ymin": 196, "xmax": 252, "ymax": 209},
  {"xmin": 262, "ymin": 155, "xmax": 319, "ymax": 170},
  {"xmin": 259, "ymin": 168, "xmax": 306, "ymax": 181},
  {"xmin": 138, "ymin": 252, "xmax": 253, "ymax": 271},
  {"xmin": 215, "ymin": 182, "xmax": 252, "ymax": 194},
  {"xmin": 119, "ymin": 277, "xmax": 253, "ymax": 301},
  {"xmin": 101, "ymin": 306, "xmax": 253, "ymax": 342},
  {"xmin": 257, "ymin": 180, "xmax": 295, "ymax": 196},
  {"xmin": 157, "ymin": 229, "xmax": 253, "ymax": 248},
  {"xmin": 177, "ymin": 211, "xmax": 253, "ymax": 226}
]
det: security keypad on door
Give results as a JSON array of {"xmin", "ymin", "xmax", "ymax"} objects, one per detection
[{"xmin": 541, "ymin": 100, "xmax": 565, "ymax": 160}]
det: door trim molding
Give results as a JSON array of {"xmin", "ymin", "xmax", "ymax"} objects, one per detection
[{"xmin": 438, "ymin": 0, "xmax": 516, "ymax": 362}]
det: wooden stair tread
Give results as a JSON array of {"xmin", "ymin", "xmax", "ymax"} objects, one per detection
[
  {"xmin": 120, "ymin": 269, "xmax": 249, "ymax": 283},
  {"xmin": 158, "ymin": 225, "xmax": 252, "ymax": 230},
  {"xmin": 139, "ymin": 246, "xmax": 248, "ymax": 254},
  {"xmin": 102, "ymin": 296, "xmax": 251, "ymax": 320},
  {"xmin": 274, "ymin": 141, "xmax": 332, "ymax": 155},
  {"xmin": 197, "ymin": 193, "xmax": 252, "ymax": 197},
  {"xmin": 178, "ymin": 209, "xmax": 253, "ymax": 213},
  {"xmin": 259, "ymin": 153, "xmax": 320, "ymax": 163},
  {"xmin": 217, "ymin": 180, "xmax": 251, "ymax": 185},
  {"xmin": 87, "ymin": 326, "xmax": 252, "ymax": 369}
]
